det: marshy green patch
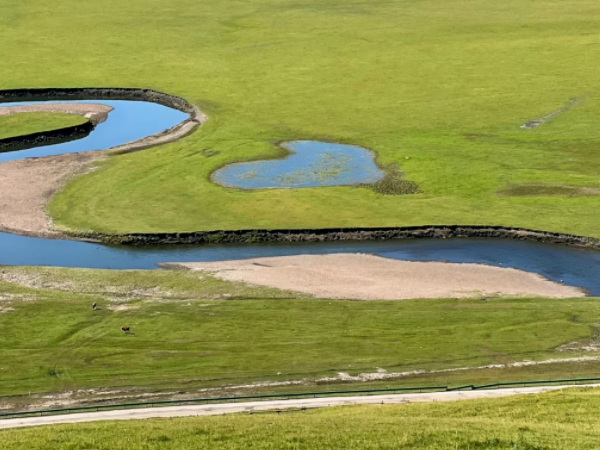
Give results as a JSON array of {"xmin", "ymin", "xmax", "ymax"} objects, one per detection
[{"xmin": 363, "ymin": 163, "xmax": 420, "ymax": 195}]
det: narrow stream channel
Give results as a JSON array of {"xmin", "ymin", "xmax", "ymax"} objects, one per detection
[{"xmin": 1, "ymin": 99, "xmax": 599, "ymax": 295}]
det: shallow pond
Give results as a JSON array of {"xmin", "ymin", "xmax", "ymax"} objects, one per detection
[{"xmin": 212, "ymin": 140, "xmax": 385, "ymax": 189}]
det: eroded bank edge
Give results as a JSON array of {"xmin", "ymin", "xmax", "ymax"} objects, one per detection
[
  {"xmin": 0, "ymin": 121, "xmax": 95, "ymax": 153},
  {"xmin": 72, "ymin": 225, "xmax": 600, "ymax": 249},
  {"xmin": 0, "ymin": 88, "xmax": 196, "ymax": 114}
]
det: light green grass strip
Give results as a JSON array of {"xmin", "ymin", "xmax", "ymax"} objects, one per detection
[{"xmin": 0, "ymin": 113, "xmax": 86, "ymax": 140}]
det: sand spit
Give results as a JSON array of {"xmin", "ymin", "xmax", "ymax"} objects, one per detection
[
  {"xmin": 175, "ymin": 253, "xmax": 584, "ymax": 300},
  {"xmin": 107, "ymin": 105, "xmax": 205, "ymax": 155},
  {"xmin": 0, "ymin": 103, "xmax": 113, "ymax": 124}
]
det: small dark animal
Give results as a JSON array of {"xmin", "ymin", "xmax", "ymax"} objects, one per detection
[
  {"xmin": 121, "ymin": 326, "xmax": 131, "ymax": 334},
  {"xmin": 92, "ymin": 302, "xmax": 97, "ymax": 310}
]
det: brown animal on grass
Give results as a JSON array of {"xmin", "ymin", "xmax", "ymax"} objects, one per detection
[{"xmin": 121, "ymin": 326, "xmax": 130, "ymax": 334}]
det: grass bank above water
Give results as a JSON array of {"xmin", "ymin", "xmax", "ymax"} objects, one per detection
[
  {"xmin": 0, "ymin": 113, "xmax": 86, "ymax": 141},
  {"xmin": 0, "ymin": 266, "xmax": 599, "ymax": 410},
  {"xmin": 0, "ymin": 0, "xmax": 595, "ymax": 236},
  {"xmin": 3, "ymin": 388, "xmax": 600, "ymax": 449}
]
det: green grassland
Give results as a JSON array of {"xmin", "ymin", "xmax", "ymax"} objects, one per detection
[
  {"xmin": 3, "ymin": 388, "xmax": 600, "ymax": 449},
  {"xmin": 0, "ymin": 113, "xmax": 87, "ymax": 140},
  {"xmin": 1, "ymin": 266, "xmax": 600, "ymax": 410},
  {"xmin": 0, "ymin": 0, "xmax": 598, "ymax": 235}
]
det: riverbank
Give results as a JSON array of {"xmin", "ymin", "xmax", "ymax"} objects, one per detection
[
  {"xmin": 173, "ymin": 253, "xmax": 583, "ymax": 300},
  {"xmin": 0, "ymin": 91, "xmax": 204, "ymax": 238}
]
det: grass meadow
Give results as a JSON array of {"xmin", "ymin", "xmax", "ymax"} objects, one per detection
[
  {"xmin": 3, "ymin": 387, "xmax": 600, "ymax": 449},
  {"xmin": 0, "ymin": 113, "xmax": 86, "ymax": 140},
  {"xmin": 0, "ymin": 266, "xmax": 599, "ymax": 410},
  {"xmin": 0, "ymin": 0, "xmax": 598, "ymax": 235}
]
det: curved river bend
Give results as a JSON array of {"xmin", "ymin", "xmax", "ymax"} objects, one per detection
[{"xmin": 1, "ymin": 99, "xmax": 599, "ymax": 295}]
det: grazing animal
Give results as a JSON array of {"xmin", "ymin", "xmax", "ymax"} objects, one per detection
[
  {"xmin": 92, "ymin": 302, "xmax": 97, "ymax": 310},
  {"xmin": 121, "ymin": 326, "xmax": 130, "ymax": 334}
]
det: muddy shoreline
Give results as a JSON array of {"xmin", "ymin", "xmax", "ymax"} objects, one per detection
[{"xmin": 84, "ymin": 224, "xmax": 600, "ymax": 249}]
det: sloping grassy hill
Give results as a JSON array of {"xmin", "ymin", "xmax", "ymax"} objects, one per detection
[
  {"xmin": 0, "ymin": 0, "xmax": 599, "ymax": 235},
  {"xmin": 2, "ymin": 387, "xmax": 600, "ymax": 449},
  {"xmin": 1, "ymin": 266, "xmax": 600, "ymax": 410}
]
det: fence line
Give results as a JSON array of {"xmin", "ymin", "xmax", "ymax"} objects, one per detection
[{"xmin": 1, "ymin": 376, "xmax": 599, "ymax": 420}]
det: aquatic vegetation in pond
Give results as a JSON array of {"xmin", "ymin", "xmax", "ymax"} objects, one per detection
[{"xmin": 211, "ymin": 141, "xmax": 385, "ymax": 189}]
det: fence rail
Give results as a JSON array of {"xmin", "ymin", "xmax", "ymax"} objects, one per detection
[{"xmin": 1, "ymin": 376, "xmax": 599, "ymax": 420}]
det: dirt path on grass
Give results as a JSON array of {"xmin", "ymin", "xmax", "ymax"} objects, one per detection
[
  {"xmin": 0, "ymin": 103, "xmax": 204, "ymax": 238},
  {"xmin": 174, "ymin": 253, "xmax": 583, "ymax": 300},
  {"xmin": 1, "ymin": 384, "xmax": 598, "ymax": 430}
]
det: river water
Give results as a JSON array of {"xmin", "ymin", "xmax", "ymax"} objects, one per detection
[{"xmin": 1, "ymin": 99, "xmax": 599, "ymax": 295}]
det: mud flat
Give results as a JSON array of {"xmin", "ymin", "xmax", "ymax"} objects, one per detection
[{"xmin": 172, "ymin": 253, "xmax": 584, "ymax": 300}]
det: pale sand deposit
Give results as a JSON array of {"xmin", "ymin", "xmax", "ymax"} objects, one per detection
[
  {"xmin": 0, "ymin": 151, "xmax": 105, "ymax": 238},
  {"xmin": 176, "ymin": 253, "xmax": 583, "ymax": 300},
  {"xmin": 0, "ymin": 103, "xmax": 113, "ymax": 124}
]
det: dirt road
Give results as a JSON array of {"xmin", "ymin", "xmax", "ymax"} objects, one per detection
[{"xmin": 1, "ymin": 384, "xmax": 597, "ymax": 430}]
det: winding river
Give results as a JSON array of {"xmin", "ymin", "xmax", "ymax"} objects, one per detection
[{"xmin": 1, "ymin": 99, "xmax": 600, "ymax": 295}]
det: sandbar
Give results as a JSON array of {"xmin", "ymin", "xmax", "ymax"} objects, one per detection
[{"xmin": 174, "ymin": 253, "xmax": 584, "ymax": 300}]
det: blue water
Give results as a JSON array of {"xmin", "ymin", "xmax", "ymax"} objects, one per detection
[
  {"xmin": 0, "ymin": 100, "xmax": 187, "ymax": 163},
  {"xmin": 0, "ymin": 234, "xmax": 599, "ymax": 295},
  {"xmin": 1, "ymin": 99, "xmax": 600, "ymax": 295},
  {"xmin": 212, "ymin": 140, "xmax": 385, "ymax": 189}
]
